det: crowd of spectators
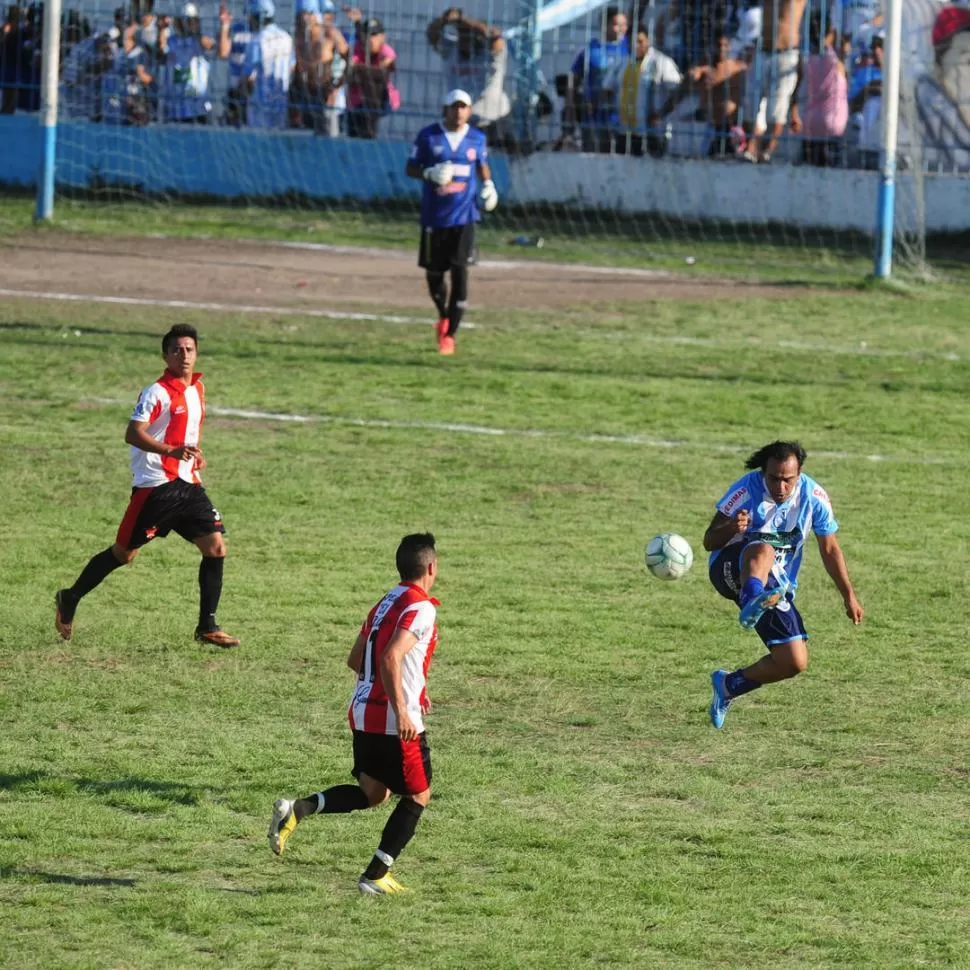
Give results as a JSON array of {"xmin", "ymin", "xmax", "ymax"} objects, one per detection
[{"xmin": 0, "ymin": 0, "xmax": 966, "ymax": 170}]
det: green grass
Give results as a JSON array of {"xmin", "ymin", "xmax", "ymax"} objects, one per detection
[
  {"xmin": 1, "ymin": 281, "xmax": 969, "ymax": 969},
  {"xmin": 4, "ymin": 193, "xmax": 970, "ymax": 285}
]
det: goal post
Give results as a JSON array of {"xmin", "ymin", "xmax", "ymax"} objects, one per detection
[
  {"xmin": 35, "ymin": 0, "xmax": 63, "ymax": 222},
  {"xmin": 874, "ymin": 0, "xmax": 904, "ymax": 278}
]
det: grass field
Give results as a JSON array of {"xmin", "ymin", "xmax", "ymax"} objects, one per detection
[{"xmin": 1, "ymin": 249, "xmax": 969, "ymax": 969}]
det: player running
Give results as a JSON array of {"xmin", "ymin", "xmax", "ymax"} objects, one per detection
[
  {"xmin": 406, "ymin": 88, "xmax": 498, "ymax": 355},
  {"xmin": 267, "ymin": 533, "xmax": 440, "ymax": 895},
  {"xmin": 54, "ymin": 324, "xmax": 239, "ymax": 648},
  {"xmin": 704, "ymin": 440, "xmax": 863, "ymax": 728}
]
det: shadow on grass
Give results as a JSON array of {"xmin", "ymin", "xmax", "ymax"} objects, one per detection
[
  {"xmin": 0, "ymin": 771, "xmax": 205, "ymax": 806},
  {"xmin": 0, "ymin": 866, "xmax": 137, "ymax": 888}
]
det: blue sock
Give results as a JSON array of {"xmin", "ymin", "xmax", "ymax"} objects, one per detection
[
  {"xmin": 726, "ymin": 669, "xmax": 762, "ymax": 697},
  {"xmin": 740, "ymin": 577, "xmax": 764, "ymax": 607}
]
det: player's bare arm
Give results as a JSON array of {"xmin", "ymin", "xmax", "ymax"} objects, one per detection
[
  {"xmin": 346, "ymin": 631, "xmax": 367, "ymax": 673},
  {"xmin": 703, "ymin": 510, "xmax": 751, "ymax": 551},
  {"xmin": 380, "ymin": 627, "xmax": 420, "ymax": 740},
  {"xmin": 124, "ymin": 419, "xmax": 201, "ymax": 462},
  {"xmin": 816, "ymin": 533, "xmax": 864, "ymax": 624},
  {"xmin": 477, "ymin": 159, "xmax": 492, "ymax": 182}
]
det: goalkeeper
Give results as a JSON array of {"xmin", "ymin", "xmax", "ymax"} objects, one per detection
[{"xmin": 406, "ymin": 88, "xmax": 498, "ymax": 356}]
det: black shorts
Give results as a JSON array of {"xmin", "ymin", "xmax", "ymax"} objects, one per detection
[
  {"xmin": 116, "ymin": 479, "xmax": 226, "ymax": 550},
  {"xmin": 418, "ymin": 224, "xmax": 478, "ymax": 273},
  {"xmin": 351, "ymin": 729, "xmax": 432, "ymax": 796}
]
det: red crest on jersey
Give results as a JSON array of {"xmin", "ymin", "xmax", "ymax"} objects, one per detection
[{"xmin": 466, "ymin": 148, "xmax": 477, "ymax": 161}]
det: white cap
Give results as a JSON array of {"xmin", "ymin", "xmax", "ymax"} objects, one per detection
[
  {"xmin": 443, "ymin": 88, "xmax": 472, "ymax": 107},
  {"xmin": 182, "ymin": 2, "xmax": 199, "ymax": 16}
]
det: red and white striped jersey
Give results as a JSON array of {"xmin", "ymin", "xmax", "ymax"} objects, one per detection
[
  {"xmin": 129, "ymin": 371, "xmax": 205, "ymax": 488},
  {"xmin": 348, "ymin": 583, "xmax": 439, "ymax": 736}
]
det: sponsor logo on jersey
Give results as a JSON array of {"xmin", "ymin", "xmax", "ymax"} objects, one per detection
[
  {"xmin": 173, "ymin": 406, "xmax": 186, "ymax": 415},
  {"xmin": 436, "ymin": 182, "xmax": 468, "ymax": 195},
  {"xmin": 432, "ymin": 144, "xmax": 443, "ymax": 155},
  {"xmin": 812, "ymin": 485, "xmax": 830, "ymax": 503},
  {"xmin": 722, "ymin": 488, "xmax": 748, "ymax": 514}
]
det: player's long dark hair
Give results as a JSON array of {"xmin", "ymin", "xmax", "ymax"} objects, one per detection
[
  {"xmin": 162, "ymin": 323, "xmax": 199, "ymax": 354},
  {"xmin": 745, "ymin": 440, "xmax": 807, "ymax": 471},
  {"xmin": 397, "ymin": 533, "xmax": 437, "ymax": 581}
]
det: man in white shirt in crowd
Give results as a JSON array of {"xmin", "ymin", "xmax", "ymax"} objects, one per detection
[
  {"xmin": 219, "ymin": 0, "xmax": 293, "ymax": 128},
  {"xmin": 603, "ymin": 23, "xmax": 681, "ymax": 155}
]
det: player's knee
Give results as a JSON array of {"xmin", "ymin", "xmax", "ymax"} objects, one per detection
[
  {"xmin": 111, "ymin": 543, "xmax": 138, "ymax": 565},
  {"xmin": 408, "ymin": 789, "xmax": 431, "ymax": 808}
]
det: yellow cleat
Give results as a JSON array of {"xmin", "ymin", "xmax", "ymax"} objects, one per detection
[
  {"xmin": 268, "ymin": 798, "xmax": 297, "ymax": 855},
  {"xmin": 358, "ymin": 873, "xmax": 408, "ymax": 895}
]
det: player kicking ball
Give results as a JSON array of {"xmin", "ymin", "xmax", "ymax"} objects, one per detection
[
  {"xmin": 703, "ymin": 441, "xmax": 864, "ymax": 729},
  {"xmin": 406, "ymin": 88, "xmax": 498, "ymax": 355}
]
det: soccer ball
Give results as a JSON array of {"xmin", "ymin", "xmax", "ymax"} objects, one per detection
[{"xmin": 645, "ymin": 532, "xmax": 694, "ymax": 580}]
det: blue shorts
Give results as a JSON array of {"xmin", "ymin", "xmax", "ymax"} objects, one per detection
[{"xmin": 709, "ymin": 546, "xmax": 808, "ymax": 648}]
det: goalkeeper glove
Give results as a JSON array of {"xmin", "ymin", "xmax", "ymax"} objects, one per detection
[
  {"xmin": 480, "ymin": 179, "xmax": 499, "ymax": 212},
  {"xmin": 423, "ymin": 161, "xmax": 454, "ymax": 186}
]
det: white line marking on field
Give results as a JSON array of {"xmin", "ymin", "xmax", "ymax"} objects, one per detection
[
  {"xmin": 0, "ymin": 287, "xmax": 475, "ymax": 328},
  {"xmin": 3, "ymin": 287, "xmax": 963, "ymax": 361},
  {"xmin": 87, "ymin": 397, "xmax": 966, "ymax": 466},
  {"xmin": 269, "ymin": 240, "xmax": 673, "ymax": 279}
]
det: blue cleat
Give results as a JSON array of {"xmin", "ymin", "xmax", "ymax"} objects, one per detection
[
  {"xmin": 738, "ymin": 582, "xmax": 789, "ymax": 630},
  {"xmin": 709, "ymin": 669, "xmax": 732, "ymax": 729}
]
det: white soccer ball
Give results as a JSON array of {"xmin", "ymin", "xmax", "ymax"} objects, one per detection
[{"xmin": 645, "ymin": 532, "xmax": 694, "ymax": 580}]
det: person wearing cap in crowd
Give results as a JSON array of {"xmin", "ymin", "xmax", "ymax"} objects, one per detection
[
  {"xmin": 426, "ymin": 7, "xmax": 511, "ymax": 148},
  {"xmin": 911, "ymin": 3, "xmax": 970, "ymax": 171},
  {"xmin": 345, "ymin": 10, "xmax": 398, "ymax": 138},
  {"xmin": 161, "ymin": 1, "xmax": 216, "ymax": 122},
  {"xmin": 243, "ymin": 0, "xmax": 294, "ymax": 128},
  {"xmin": 218, "ymin": 0, "xmax": 292, "ymax": 128},
  {"xmin": 406, "ymin": 88, "xmax": 498, "ymax": 356}
]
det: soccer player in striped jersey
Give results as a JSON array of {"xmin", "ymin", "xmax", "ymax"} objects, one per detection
[
  {"xmin": 268, "ymin": 534, "xmax": 440, "ymax": 896},
  {"xmin": 704, "ymin": 441, "xmax": 864, "ymax": 728},
  {"xmin": 407, "ymin": 88, "xmax": 498, "ymax": 355},
  {"xmin": 54, "ymin": 324, "xmax": 239, "ymax": 648}
]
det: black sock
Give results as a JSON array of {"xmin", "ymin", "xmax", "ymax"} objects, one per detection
[
  {"xmin": 312, "ymin": 785, "xmax": 370, "ymax": 814},
  {"xmin": 362, "ymin": 798, "xmax": 425, "ymax": 880},
  {"xmin": 67, "ymin": 547, "xmax": 125, "ymax": 609},
  {"xmin": 447, "ymin": 265, "xmax": 468, "ymax": 336},
  {"xmin": 426, "ymin": 272, "xmax": 447, "ymax": 318},
  {"xmin": 198, "ymin": 556, "xmax": 224, "ymax": 632},
  {"xmin": 726, "ymin": 669, "xmax": 762, "ymax": 697}
]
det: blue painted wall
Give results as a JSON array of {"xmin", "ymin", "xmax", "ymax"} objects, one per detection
[{"xmin": 0, "ymin": 115, "xmax": 510, "ymax": 200}]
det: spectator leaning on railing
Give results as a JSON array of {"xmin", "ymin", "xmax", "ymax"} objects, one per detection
[
  {"xmin": 427, "ymin": 7, "xmax": 511, "ymax": 148},
  {"xmin": 658, "ymin": 30, "xmax": 749, "ymax": 159},
  {"xmin": 346, "ymin": 12, "xmax": 398, "ymax": 139}
]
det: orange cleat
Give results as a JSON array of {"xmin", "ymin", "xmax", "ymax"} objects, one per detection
[
  {"xmin": 195, "ymin": 628, "xmax": 241, "ymax": 648},
  {"xmin": 438, "ymin": 335, "xmax": 456, "ymax": 355},
  {"xmin": 54, "ymin": 589, "xmax": 75, "ymax": 641}
]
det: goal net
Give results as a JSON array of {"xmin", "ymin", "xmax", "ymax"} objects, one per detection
[{"xmin": 4, "ymin": 0, "xmax": 969, "ymax": 277}]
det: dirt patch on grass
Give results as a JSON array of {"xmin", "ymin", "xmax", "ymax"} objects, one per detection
[{"xmin": 1, "ymin": 231, "xmax": 808, "ymax": 314}]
